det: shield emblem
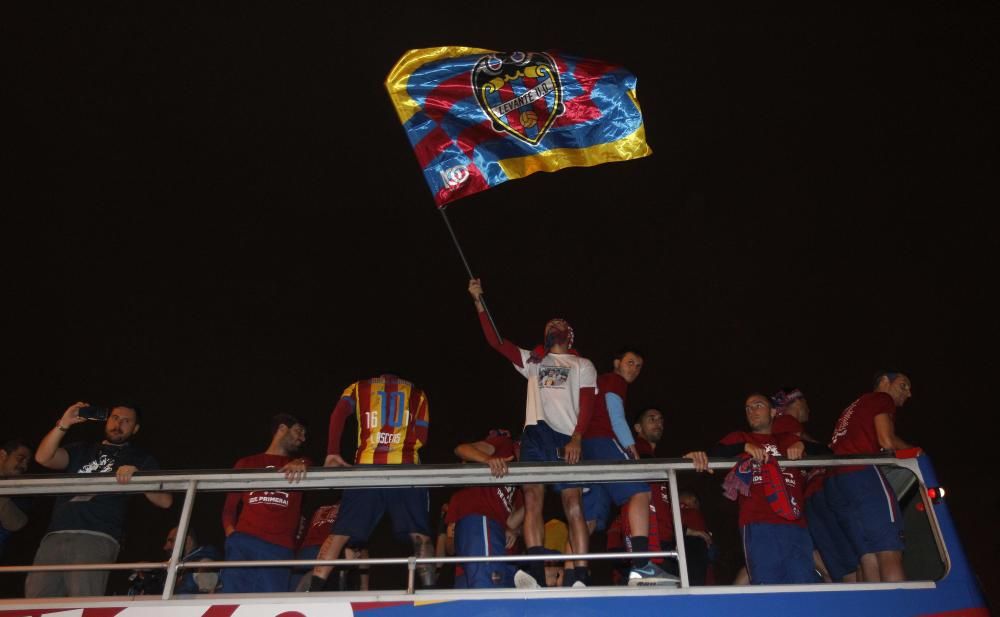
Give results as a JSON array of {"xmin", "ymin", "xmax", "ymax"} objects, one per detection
[{"xmin": 473, "ymin": 51, "xmax": 564, "ymax": 145}]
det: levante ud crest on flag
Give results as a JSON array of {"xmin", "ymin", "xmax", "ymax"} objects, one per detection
[
  {"xmin": 473, "ymin": 51, "xmax": 564, "ymax": 146},
  {"xmin": 386, "ymin": 46, "xmax": 652, "ymax": 206}
]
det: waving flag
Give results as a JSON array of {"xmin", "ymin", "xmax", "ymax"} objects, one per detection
[{"xmin": 386, "ymin": 47, "xmax": 652, "ymax": 207}]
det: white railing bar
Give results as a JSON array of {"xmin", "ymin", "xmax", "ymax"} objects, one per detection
[
  {"xmin": 668, "ymin": 467, "xmax": 690, "ymax": 588},
  {"xmin": 406, "ymin": 556, "xmax": 416, "ymax": 595},
  {"xmin": 161, "ymin": 479, "xmax": 198, "ymax": 600},
  {"xmin": 0, "ymin": 562, "xmax": 167, "ymax": 573},
  {"xmin": 0, "ymin": 551, "xmax": 680, "ymax": 574},
  {"xmin": 179, "ymin": 551, "xmax": 681, "ymax": 568},
  {"xmin": 0, "ymin": 456, "xmax": 922, "ymax": 496}
]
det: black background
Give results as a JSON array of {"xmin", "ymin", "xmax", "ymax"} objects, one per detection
[{"xmin": 2, "ymin": 2, "xmax": 996, "ymax": 606}]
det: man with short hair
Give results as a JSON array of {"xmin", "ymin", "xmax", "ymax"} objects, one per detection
[
  {"xmin": 468, "ymin": 278, "xmax": 596, "ymax": 588},
  {"xmin": 709, "ymin": 394, "xmax": 814, "ymax": 585},
  {"xmin": 0, "ymin": 439, "xmax": 32, "ymax": 557},
  {"xmin": 624, "ymin": 408, "xmax": 712, "ymax": 585},
  {"xmin": 27, "ymin": 402, "xmax": 172, "ymax": 597},
  {"xmin": 825, "ymin": 371, "xmax": 916, "ymax": 583},
  {"xmin": 581, "ymin": 348, "xmax": 670, "ymax": 585},
  {"xmin": 221, "ymin": 413, "xmax": 310, "ymax": 593},
  {"xmin": 303, "ymin": 374, "xmax": 433, "ymax": 591}
]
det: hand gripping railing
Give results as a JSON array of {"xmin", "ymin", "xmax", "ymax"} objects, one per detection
[{"xmin": 0, "ymin": 454, "xmax": 924, "ymax": 598}]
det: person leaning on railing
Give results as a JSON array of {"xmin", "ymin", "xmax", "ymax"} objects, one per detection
[
  {"xmin": 708, "ymin": 394, "xmax": 814, "ymax": 586},
  {"xmin": 824, "ymin": 371, "xmax": 918, "ymax": 584},
  {"xmin": 26, "ymin": 402, "xmax": 173, "ymax": 598},
  {"xmin": 0, "ymin": 439, "xmax": 33, "ymax": 558},
  {"xmin": 220, "ymin": 413, "xmax": 310, "ymax": 594}
]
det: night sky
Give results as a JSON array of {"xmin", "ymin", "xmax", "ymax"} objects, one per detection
[{"xmin": 4, "ymin": 2, "xmax": 996, "ymax": 605}]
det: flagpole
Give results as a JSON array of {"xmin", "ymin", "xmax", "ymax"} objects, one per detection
[{"xmin": 438, "ymin": 207, "xmax": 503, "ymax": 344}]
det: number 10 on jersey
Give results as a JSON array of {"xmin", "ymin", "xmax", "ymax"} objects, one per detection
[{"xmin": 364, "ymin": 391, "xmax": 407, "ymax": 429}]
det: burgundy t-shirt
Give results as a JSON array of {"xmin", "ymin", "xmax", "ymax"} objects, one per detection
[
  {"xmin": 584, "ymin": 372, "xmax": 628, "ymax": 439},
  {"xmin": 718, "ymin": 431, "xmax": 806, "ymax": 528},
  {"xmin": 446, "ymin": 435, "xmax": 521, "ymax": 527},
  {"xmin": 300, "ymin": 503, "xmax": 340, "ymax": 549},
  {"xmin": 222, "ymin": 453, "xmax": 309, "ymax": 549},
  {"xmin": 830, "ymin": 392, "xmax": 895, "ymax": 455},
  {"xmin": 634, "ymin": 438, "xmax": 675, "ymax": 542}
]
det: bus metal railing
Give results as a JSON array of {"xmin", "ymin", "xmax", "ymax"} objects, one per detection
[{"xmin": 0, "ymin": 455, "xmax": 925, "ymax": 599}]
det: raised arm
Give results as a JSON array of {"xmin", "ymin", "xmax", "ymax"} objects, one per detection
[
  {"xmin": 36, "ymin": 402, "xmax": 90, "ymax": 470},
  {"xmin": 468, "ymin": 279, "xmax": 523, "ymax": 366}
]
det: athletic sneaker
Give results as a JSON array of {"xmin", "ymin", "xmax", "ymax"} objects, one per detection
[
  {"xmin": 514, "ymin": 569, "xmax": 541, "ymax": 589},
  {"xmin": 627, "ymin": 563, "xmax": 676, "ymax": 586}
]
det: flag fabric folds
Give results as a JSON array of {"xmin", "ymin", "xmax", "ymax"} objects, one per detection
[{"xmin": 386, "ymin": 47, "xmax": 652, "ymax": 208}]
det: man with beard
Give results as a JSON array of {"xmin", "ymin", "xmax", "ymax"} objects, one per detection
[
  {"xmin": 27, "ymin": 402, "xmax": 173, "ymax": 597},
  {"xmin": 622, "ymin": 408, "xmax": 712, "ymax": 585},
  {"xmin": 221, "ymin": 413, "xmax": 309, "ymax": 593}
]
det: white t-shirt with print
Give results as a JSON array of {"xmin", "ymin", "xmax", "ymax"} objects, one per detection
[{"xmin": 513, "ymin": 349, "xmax": 597, "ymax": 436}]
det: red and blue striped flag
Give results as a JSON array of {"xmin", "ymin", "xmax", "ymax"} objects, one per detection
[{"xmin": 386, "ymin": 47, "xmax": 652, "ymax": 207}]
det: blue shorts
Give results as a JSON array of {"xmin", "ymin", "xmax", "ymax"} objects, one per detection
[
  {"xmin": 582, "ymin": 438, "xmax": 648, "ymax": 530},
  {"xmin": 806, "ymin": 488, "xmax": 859, "ymax": 580},
  {"xmin": 333, "ymin": 487, "xmax": 430, "ymax": 544},
  {"xmin": 519, "ymin": 422, "xmax": 576, "ymax": 493},
  {"xmin": 220, "ymin": 532, "xmax": 292, "ymax": 593},
  {"xmin": 742, "ymin": 523, "xmax": 818, "ymax": 585},
  {"xmin": 454, "ymin": 515, "xmax": 515, "ymax": 588},
  {"xmin": 824, "ymin": 466, "xmax": 904, "ymax": 555}
]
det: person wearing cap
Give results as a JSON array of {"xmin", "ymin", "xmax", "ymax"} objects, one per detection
[
  {"xmin": 709, "ymin": 394, "xmax": 815, "ymax": 585},
  {"xmin": 824, "ymin": 371, "xmax": 917, "ymax": 583},
  {"xmin": 446, "ymin": 429, "xmax": 523, "ymax": 588},
  {"xmin": 468, "ymin": 278, "xmax": 596, "ymax": 588}
]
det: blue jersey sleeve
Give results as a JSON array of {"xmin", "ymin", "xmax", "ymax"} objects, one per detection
[{"xmin": 606, "ymin": 393, "xmax": 635, "ymax": 449}]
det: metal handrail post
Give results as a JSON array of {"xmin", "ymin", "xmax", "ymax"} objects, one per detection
[
  {"xmin": 162, "ymin": 479, "xmax": 198, "ymax": 600},
  {"xmin": 406, "ymin": 556, "xmax": 417, "ymax": 594},
  {"xmin": 668, "ymin": 468, "xmax": 690, "ymax": 588}
]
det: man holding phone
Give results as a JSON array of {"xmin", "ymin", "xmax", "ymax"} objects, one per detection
[{"xmin": 26, "ymin": 401, "xmax": 172, "ymax": 598}]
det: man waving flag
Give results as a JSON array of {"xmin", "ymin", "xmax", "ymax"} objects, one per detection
[{"xmin": 386, "ymin": 47, "xmax": 652, "ymax": 207}]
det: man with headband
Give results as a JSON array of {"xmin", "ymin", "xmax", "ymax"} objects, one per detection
[{"xmin": 468, "ymin": 279, "xmax": 596, "ymax": 588}]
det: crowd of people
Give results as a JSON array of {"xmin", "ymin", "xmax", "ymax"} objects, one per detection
[{"xmin": 0, "ymin": 278, "xmax": 920, "ymax": 597}]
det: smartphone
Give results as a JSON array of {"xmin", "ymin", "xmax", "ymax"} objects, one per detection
[
  {"xmin": 78, "ymin": 406, "xmax": 109, "ymax": 422},
  {"xmin": 556, "ymin": 447, "xmax": 565, "ymax": 460}
]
